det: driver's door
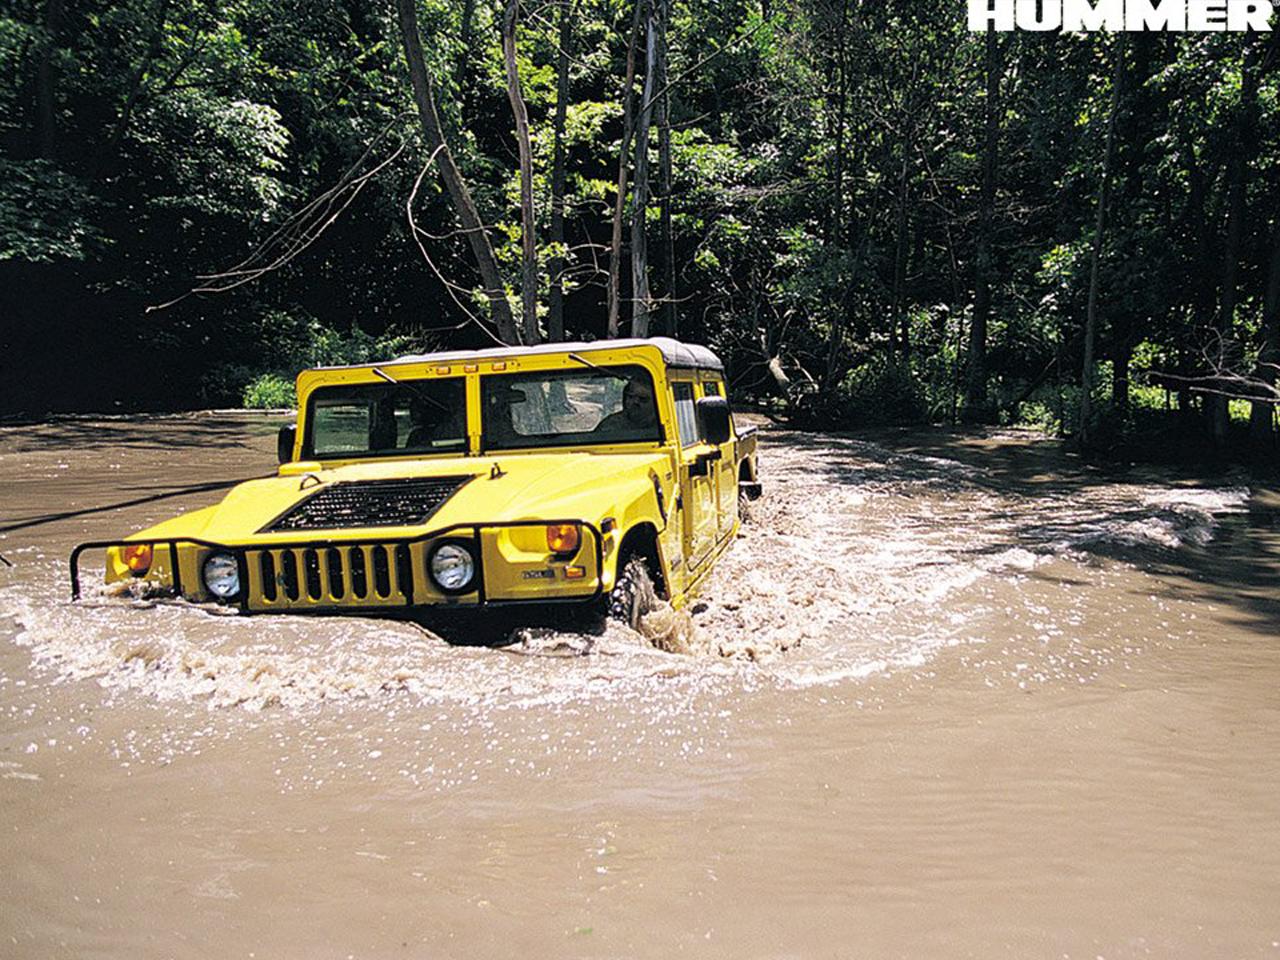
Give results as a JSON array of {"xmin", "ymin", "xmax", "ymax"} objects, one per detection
[{"xmin": 672, "ymin": 380, "xmax": 717, "ymax": 572}]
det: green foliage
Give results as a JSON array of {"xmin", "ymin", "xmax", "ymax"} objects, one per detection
[
  {"xmin": 300, "ymin": 321, "xmax": 418, "ymax": 368},
  {"xmin": 1017, "ymin": 399, "xmax": 1063, "ymax": 434},
  {"xmin": 1, "ymin": 0, "xmax": 1277, "ymax": 467},
  {"xmin": 832, "ymin": 360, "xmax": 928, "ymax": 427},
  {"xmin": 0, "ymin": 159, "xmax": 102, "ymax": 261},
  {"xmin": 202, "ymin": 311, "xmax": 421, "ymax": 408},
  {"xmin": 1016, "ymin": 385, "xmax": 1082, "ymax": 436},
  {"xmin": 134, "ymin": 92, "xmax": 290, "ymax": 218},
  {"xmin": 242, "ymin": 373, "xmax": 296, "ymax": 409}
]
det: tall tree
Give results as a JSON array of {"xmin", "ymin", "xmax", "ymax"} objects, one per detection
[
  {"xmin": 395, "ymin": 0, "xmax": 520, "ymax": 344},
  {"xmin": 607, "ymin": 1, "xmax": 644, "ymax": 338},
  {"xmin": 502, "ymin": 0, "xmax": 539, "ymax": 344},
  {"xmin": 889, "ymin": 127, "xmax": 913, "ymax": 357},
  {"xmin": 1079, "ymin": 37, "xmax": 1125, "ymax": 449},
  {"xmin": 547, "ymin": 0, "xmax": 572, "ymax": 342},
  {"xmin": 1248, "ymin": 216, "xmax": 1280, "ymax": 447},
  {"xmin": 630, "ymin": 0, "xmax": 660, "ymax": 337},
  {"xmin": 34, "ymin": 0, "xmax": 65, "ymax": 158},
  {"xmin": 99, "ymin": 0, "xmax": 174, "ymax": 171},
  {"xmin": 964, "ymin": 28, "xmax": 1002, "ymax": 420},
  {"xmin": 656, "ymin": 0, "xmax": 675, "ymax": 338},
  {"xmin": 1208, "ymin": 35, "xmax": 1261, "ymax": 447},
  {"xmin": 455, "ymin": 0, "xmax": 477, "ymax": 116}
]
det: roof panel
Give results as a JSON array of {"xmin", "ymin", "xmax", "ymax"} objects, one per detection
[{"xmin": 312, "ymin": 337, "xmax": 724, "ymax": 373}]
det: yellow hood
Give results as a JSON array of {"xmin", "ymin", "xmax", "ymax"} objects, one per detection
[{"xmin": 149, "ymin": 451, "xmax": 671, "ymax": 544}]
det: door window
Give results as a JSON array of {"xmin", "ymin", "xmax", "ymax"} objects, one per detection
[{"xmin": 672, "ymin": 382, "xmax": 699, "ymax": 447}]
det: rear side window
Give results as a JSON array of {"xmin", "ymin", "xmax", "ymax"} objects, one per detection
[{"xmin": 672, "ymin": 382, "xmax": 699, "ymax": 447}]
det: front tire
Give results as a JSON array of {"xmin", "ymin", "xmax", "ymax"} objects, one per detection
[{"xmin": 607, "ymin": 556, "xmax": 658, "ymax": 629}]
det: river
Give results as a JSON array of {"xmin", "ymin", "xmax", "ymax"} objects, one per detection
[{"xmin": 1, "ymin": 412, "xmax": 1278, "ymax": 958}]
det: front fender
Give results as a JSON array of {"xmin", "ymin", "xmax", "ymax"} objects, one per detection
[{"xmin": 508, "ymin": 470, "xmax": 668, "ymax": 593}]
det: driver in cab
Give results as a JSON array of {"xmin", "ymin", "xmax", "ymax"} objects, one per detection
[{"xmin": 594, "ymin": 379, "xmax": 657, "ymax": 438}]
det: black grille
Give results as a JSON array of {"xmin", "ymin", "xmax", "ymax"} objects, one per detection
[
  {"xmin": 254, "ymin": 544, "xmax": 412, "ymax": 603},
  {"xmin": 265, "ymin": 476, "xmax": 474, "ymax": 532}
]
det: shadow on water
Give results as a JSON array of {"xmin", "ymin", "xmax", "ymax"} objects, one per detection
[
  {"xmin": 0, "ymin": 416, "xmax": 283, "ymax": 452},
  {"xmin": 1137, "ymin": 508, "xmax": 1280, "ymax": 638},
  {"xmin": 763, "ymin": 423, "xmax": 1280, "ymax": 638},
  {"xmin": 0, "ymin": 476, "xmax": 273, "ymax": 533},
  {"xmin": 412, "ymin": 605, "xmax": 608, "ymax": 650}
]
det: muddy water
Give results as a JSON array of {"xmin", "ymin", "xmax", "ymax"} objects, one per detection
[{"xmin": 2, "ymin": 413, "xmax": 1279, "ymax": 959}]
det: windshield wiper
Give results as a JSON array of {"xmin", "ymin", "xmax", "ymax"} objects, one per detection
[
  {"xmin": 371, "ymin": 366, "xmax": 450, "ymax": 414},
  {"xmin": 567, "ymin": 353, "xmax": 610, "ymax": 375},
  {"xmin": 568, "ymin": 352, "xmax": 646, "ymax": 387}
]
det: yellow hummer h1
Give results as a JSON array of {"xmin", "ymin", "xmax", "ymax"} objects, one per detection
[{"xmin": 71, "ymin": 338, "xmax": 761, "ymax": 626}]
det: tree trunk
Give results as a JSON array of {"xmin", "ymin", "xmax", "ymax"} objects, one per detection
[
  {"xmin": 502, "ymin": 0, "xmax": 539, "ymax": 344},
  {"xmin": 395, "ymin": 0, "xmax": 519, "ymax": 344},
  {"xmin": 965, "ymin": 28, "xmax": 1001, "ymax": 420},
  {"xmin": 656, "ymin": 1, "xmax": 675, "ymax": 338},
  {"xmin": 1180, "ymin": 130, "xmax": 1214, "ymax": 428},
  {"xmin": 890, "ymin": 141, "xmax": 911, "ymax": 357},
  {"xmin": 34, "ymin": 0, "xmax": 65, "ymax": 158},
  {"xmin": 455, "ymin": 0, "xmax": 477, "ymax": 116},
  {"xmin": 1079, "ymin": 37, "xmax": 1125, "ymax": 449},
  {"xmin": 1209, "ymin": 36, "xmax": 1260, "ymax": 448},
  {"xmin": 829, "ymin": 0, "xmax": 849, "ymax": 244},
  {"xmin": 1112, "ymin": 339, "xmax": 1132, "ymax": 412},
  {"xmin": 547, "ymin": 0, "xmax": 572, "ymax": 343},
  {"xmin": 607, "ymin": 1, "xmax": 644, "ymax": 338},
  {"xmin": 629, "ymin": 0, "xmax": 659, "ymax": 338},
  {"xmin": 1249, "ymin": 217, "xmax": 1280, "ymax": 446}
]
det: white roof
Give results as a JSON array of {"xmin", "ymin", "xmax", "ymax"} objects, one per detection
[{"xmin": 377, "ymin": 336, "xmax": 724, "ymax": 373}]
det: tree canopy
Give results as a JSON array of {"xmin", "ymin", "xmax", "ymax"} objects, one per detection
[{"xmin": 2, "ymin": 0, "xmax": 1278, "ymax": 459}]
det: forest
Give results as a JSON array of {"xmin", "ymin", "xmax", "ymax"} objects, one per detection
[{"xmin": 2, "ymin": 0, "xmax": 1279, "ymax": 460}]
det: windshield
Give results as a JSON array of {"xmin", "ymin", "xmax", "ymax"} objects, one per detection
[
  {"xmin": 481, "ymin": 365, "xmax": 661, "ymax": 451},
  {"xmin": 306, "ymin": 377, "xmax": 467, "ymax": 458}
]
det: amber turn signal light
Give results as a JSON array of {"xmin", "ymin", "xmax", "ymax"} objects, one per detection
[
  {"xmin": 122, "ymin": 544, "xmax": 153, "ymax": 576},
  {"xmin": 545, "ymin": 524, "xmax": 580, "ymax": 555}
]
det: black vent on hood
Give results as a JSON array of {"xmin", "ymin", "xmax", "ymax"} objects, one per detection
[{"xmin": 264, "ymin": 476, "xmax": 475, "ymax": 532}]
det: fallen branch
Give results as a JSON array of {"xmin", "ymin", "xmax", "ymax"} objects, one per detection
[{"xmin": 148, "ymin": 114, "xmax": 408, "ymax": 312}]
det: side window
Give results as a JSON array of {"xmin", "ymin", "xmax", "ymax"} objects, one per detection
[{"xmin": 672, "ymin": 382, "xmax": 699, "ymax": 447}]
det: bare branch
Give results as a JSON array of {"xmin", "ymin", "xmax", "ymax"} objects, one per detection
[
  {"xmin": 406, "ymin": 150, "xmax": 508, "ymax": 348},
  {"xmin": 148, "ymin": 115, "xmax": 409, "ymax": 312}
]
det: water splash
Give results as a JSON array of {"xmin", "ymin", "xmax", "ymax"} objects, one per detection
[{"xmin": 1, "ymin": 428, "xmax": 1252, "ymax": 709}]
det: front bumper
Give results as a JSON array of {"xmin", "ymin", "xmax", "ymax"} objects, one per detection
[{"xmin": 70, "ymin": 520, "xmax": 605, "ymax": 614}]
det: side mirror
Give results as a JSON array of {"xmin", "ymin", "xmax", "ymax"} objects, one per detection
[
  {"xmin": 277, "ymin": 423, "xmax": 297, "ymax": 464},
  {"xmin": 696, "ymin": 396, "xmax": 731, "ymax": 445}
]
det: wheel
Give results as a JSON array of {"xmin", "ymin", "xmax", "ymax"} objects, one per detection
[{"xmin": 607, "ymin": 555, "xmax": 658, "ymax": 630}]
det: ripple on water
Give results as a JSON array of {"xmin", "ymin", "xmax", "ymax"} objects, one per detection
[{"xmin": 1, "ymin": 430, "xmax": 1251, "ymax": 710}]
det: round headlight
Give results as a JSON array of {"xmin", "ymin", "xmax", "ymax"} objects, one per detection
[
  {"xmin": 202, "ymin": 552, "xmax": 241, "ymax": 600},
  {"xmin": 429, "ymin": 543, "xmax": 476, "ymax": 593}
]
